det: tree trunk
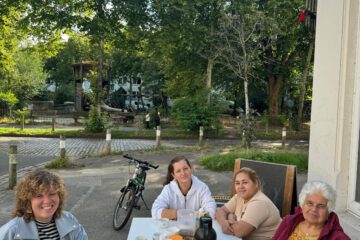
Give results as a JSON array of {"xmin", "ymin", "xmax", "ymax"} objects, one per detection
[
  {"xmin": 96, "ymin": 39, "xmax": 104, "ymax": 113},
  {"xmin": 297, "ymin": 40, "xmax": 314, "ymax": 122},
  {"xmin": 139, "ymin": 85, "xmax": 145, "ymax": 109},
  {"xmin": 238, "ymin": 20, "xmax": 250, "ymax": 118},
  {"xmin": 129, "ymin": 76, "xmax": 133, "ymax": 109},
  {"xmin": 206, "ymin": 58, "xmax": 214, "ymax": 103},
  {"xmin": 268, "ymin": 74, "xmax": 283, "ymax": 116},
  {"xmin": 244, "ymin": 78, "xmax": 249, "ymax": 117}
]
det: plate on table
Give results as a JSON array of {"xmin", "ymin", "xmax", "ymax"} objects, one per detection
[{"xmin": 164, "ymin": 226, "xmax": 180, "ymax": 234}]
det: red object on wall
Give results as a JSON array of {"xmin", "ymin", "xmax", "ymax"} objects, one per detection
[{"xmin": 298, "ymin": 11, "xmax": 305, "ymax": 23}]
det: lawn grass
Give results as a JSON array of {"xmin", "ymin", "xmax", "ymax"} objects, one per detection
[
  {"xmin": 0, "ymin": 126, "xmax": 309, "ymax": 140},
  {"xmin": 0, "ymin": 127, "xmax": 226, "ymax": 138},
  {"xmin": 199, "ymin": 151, "xmax": 308, "ymax": 173},
  {"xmin": 46, "ymin": 156, "xmax": 73, "ymax": 169},
  {"xmin": 0, "ymin": 127, "xmax": 81, "ymax": 135}
]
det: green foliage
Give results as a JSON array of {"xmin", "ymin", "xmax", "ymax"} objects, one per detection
[
  {"xmin": 5, "ymin": 0, "xmax": 313, "ymax": 122},
  {"xmin": 0, "ymin": 128, "xmax": 59, "ymax": 135},
  {"xmin": 0, "ymin": 92, "xmax": 18, "ymax": 107},
  {"xmin": 0, "ymin": 92, "xmax": 18, "ymax": 117},
  {"xmin": 109, "ymin": 88, "xmax": 126, "ymax": 108},
  {"xmin": 0, "ymin": 6, "xmax": 23, "ymax": 84},
  {"xmin": 13, "ymin": 107, "xmax": 29, "ymax": 123},
  {"xmin": 171, "ymin": 91, "xmax": 224, "ymax": 131},
  {"xmin": 0, "ymin": 48, "xmax": 47, "ymax": 106},
  {"xmin": 54, "ymin": 84, "xmax": 74, "ymax": 105},
  {"xmin": 82, "ymin": 70, "xmax": 109, "ymax": 108},
  {"xmin": 0, "ymin": 126, "xmax": 310, "ymax": 140},
  {"xmin": 140, "ymin": 59, "xmax": 165, "ymax": 105},
  {"xmin": 148, "ymin": 0, "xmax": 227, "ymax": 97},
  {"xmin": 199, "ymin": 151, "xmax": 308, "ymax": 172},
  {"xmin": 239, "ymin": 109, "xmax": 258, "ymax": 148},
  {"xmin": 13, "ymin": 50, "xmax": 47, "ymax": 103},
  {"xmin": 84, "ymin": 106, "xmax": 108, "ymax": 133},
  {"xmin": 46, "ymin": 156, "xmax": 72, "ymax": 169},
  {"xmin": 44, "ymin": 34, "xmax": 95, "ymax": 104},
  {"xmin": 0, "ymin": 127, "xmax": 201, "ymax": 138}
]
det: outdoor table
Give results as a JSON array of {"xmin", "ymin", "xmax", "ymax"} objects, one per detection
[{"xmin": 127, "ymin": 217, "xmax": 241, "ymax": 240}]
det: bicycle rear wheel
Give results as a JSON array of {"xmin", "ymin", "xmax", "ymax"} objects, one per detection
[{"xmin": 113, "ymin": 186, "xmax": 136, "ymax": 230}]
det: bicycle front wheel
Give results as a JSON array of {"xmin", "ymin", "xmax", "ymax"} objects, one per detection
[{"xmin": 113, "ymin": 186, "xmax": 136, "ymax": 230}]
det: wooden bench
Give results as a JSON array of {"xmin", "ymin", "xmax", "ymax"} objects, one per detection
[
  {"xmin": 214, "ymin": 159, "xmax": 298, "ymax": 218},
  {"xmin": 109, "ymin": 113, "xmax": 135, "ymax": 124}
]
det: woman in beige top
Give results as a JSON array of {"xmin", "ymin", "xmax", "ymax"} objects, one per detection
[{"xmin": 215, "ymin": 167, "xmax": 281, "ymax": 240}]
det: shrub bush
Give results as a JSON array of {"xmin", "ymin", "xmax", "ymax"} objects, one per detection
[
  {"xmin": 171, "ymin": 91, "xmax": 225, "ymax": 132},
  {"xmin": 84, "ymin": 106, "xmax": 108, "ymax": 133},
  {"xmin": 199, "ymin": 151, "xmax": 308, "ymax": 173},
  {"xmin": 239, "ymin": 109, "xmax": 258, "ymax": 148},
  {"xmin": 46, "ymin": 156, "xmax": 72, "ymax": 169}
]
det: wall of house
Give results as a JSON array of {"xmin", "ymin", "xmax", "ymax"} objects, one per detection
[{"xmin": 309, "ymin": 0, "xmax": 358, "ymax": 214}]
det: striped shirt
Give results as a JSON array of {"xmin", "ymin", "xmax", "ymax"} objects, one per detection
[{"xmin": 35, "ymin": 219, "xmax": 60, "ymax": 240}]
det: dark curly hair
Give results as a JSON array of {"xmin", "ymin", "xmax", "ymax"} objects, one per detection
[{"xmin": 13, "ymin": 169, "xmax": 67, "ymax": 222}]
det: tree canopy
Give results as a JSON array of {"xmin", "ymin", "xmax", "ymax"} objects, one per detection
[{"xmin": 0, "ymin": 0, "xmax": 312, "ymax": 122}]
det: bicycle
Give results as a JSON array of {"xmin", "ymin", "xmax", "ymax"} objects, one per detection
[{"xmin": 112, "ymin": 154, "xmax": 159, "ymax": 230}]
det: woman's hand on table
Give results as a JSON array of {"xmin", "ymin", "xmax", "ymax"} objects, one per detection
[
  {"xmin": 219, "ymin": 219, "xmax": 234, "ymax": 235},
  {"xmin": 161, "ymin": 209, "xmax": 177, "ymax": 220}
]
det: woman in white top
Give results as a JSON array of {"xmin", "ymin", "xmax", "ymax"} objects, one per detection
[{"xmin": 151, "ymin": 156, "xmax": 216, "ymax": 219}]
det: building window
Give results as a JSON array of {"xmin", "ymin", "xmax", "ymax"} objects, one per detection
[{"xmin": 132, "ymin": 77, "xmax": 141, "ymax": 85}]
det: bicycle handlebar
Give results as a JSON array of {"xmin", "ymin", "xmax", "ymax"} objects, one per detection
[{"xmin": 123, "ymin": 154, "xmax": 159, "ymax": 169}]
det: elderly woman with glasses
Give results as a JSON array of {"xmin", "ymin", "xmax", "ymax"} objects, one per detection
[{"xmin": 272, "ymin": 180, "xmax": 350, "ymax": 240}]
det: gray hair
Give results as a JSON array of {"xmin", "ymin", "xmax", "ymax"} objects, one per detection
[{"xmin": 298, "ymin": 180, "xmax": 336, "ymax": 212}]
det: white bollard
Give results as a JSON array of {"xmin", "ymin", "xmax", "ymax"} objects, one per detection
[
  {"xmin": 60, "ymin": 135, "xmax": 66, "ymax": 158},
  {"xmin": 199, "ymin": 126, "xmax": 204, "ymax": 146},
  {"xmin": 156, "ymin": 126, "xmax": 161, "ymax": 147},
  {"xmin": 282, "ymin": 127, "xmax": 287, "ymax": 148},
  {"xmin": 105, "ymin": 129, "xmax": 112, "ymax": 154},
  {"xmin": 9, "ymin": 145, "xmax": 17, "ymax": 189}
]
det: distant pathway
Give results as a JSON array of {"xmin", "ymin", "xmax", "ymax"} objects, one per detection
[
  {"xmin": 0, "ymin": 137, "xmax": 159, "ymax": 177},
  {"xmin": 0, "ymin": 136, "xmax": 308, "ymax": 178},
  {"xmin": 0, "ymin": 137, "xmax": 158, "ymax": 157}
]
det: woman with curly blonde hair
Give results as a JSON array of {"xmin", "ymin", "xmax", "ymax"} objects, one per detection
[{"xmin": 0, "ymin": 169, "xmax": 88, "ymax": 240}]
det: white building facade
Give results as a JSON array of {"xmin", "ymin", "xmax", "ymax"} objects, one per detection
[
  {"xmin": 110, "ymin": 75, "xmax": 153, "ymax": 110},
  {"xmin": 309, "ymin": 0, "xmax": 360, "ymax": 236}
]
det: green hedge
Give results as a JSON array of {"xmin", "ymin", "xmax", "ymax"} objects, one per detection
[{"xmin": 199, "ymin": 151, "xmax": 308, "ymax": 173}]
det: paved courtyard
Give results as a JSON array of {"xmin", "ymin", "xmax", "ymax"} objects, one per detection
[
  {"xmin": 0, "ymin": 136, "xmax": 308, "ymax": 181},
  {"xmin": 0, "ymin": 137, "xmax": 167, "ymax": 177},
  {"xmin": 0, "ymin": 137, "xmax": 158, "ymax": 157}
]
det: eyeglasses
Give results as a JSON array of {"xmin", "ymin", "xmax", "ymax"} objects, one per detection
[{"xmin": 304, "ymin": 201, "xmax": 328, "ymax": 211}]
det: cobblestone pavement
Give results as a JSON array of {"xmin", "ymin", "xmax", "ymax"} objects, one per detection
[
  {"xmin": 0, "ymin": 137, "xmax": 309, "ymax": 176},
  {"xmin": 0, "ymin": 137, "xmax": 160, "ymax": 157},
  {"xmin": 0, "ymin": 137, "xmax": 168, "ymax": 178}
]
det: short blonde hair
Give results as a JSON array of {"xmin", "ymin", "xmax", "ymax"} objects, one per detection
[{"xmin": 13, "ymin": 169, "xmax": 67, "ymax": 222}]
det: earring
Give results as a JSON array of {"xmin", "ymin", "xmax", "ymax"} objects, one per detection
[{"xmin": 26, "ymin": 209, "xmax": 32, "ymax": 214}]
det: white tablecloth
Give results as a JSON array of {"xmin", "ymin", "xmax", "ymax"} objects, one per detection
[{"xmin": 127, "ymin": 217, "xmax": 240, "ymax": 240}]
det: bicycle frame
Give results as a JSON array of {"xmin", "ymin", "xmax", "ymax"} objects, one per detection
[
  {"xmin": 113, "ymin": 154, "xmax": 158, "ymax": 231},
  {"xmin": 126, "ymin": 164, "xmax": 147, "ymax": 203}
]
